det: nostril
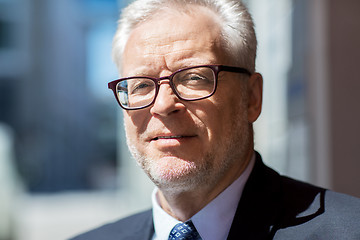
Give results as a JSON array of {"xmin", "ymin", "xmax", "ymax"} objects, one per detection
[{"xmin": 164, "ymin": 109, "xmax": 180, "ymax": 116}]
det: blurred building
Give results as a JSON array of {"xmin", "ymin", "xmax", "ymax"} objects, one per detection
[{"xmin": 0, "ymin": 0, "xmax": 123, "ymax": 193}]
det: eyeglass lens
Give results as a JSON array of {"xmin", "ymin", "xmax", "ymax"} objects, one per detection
[{"xmin": 116, "ymin": 66, "xmax": 216, "ymax": 109}]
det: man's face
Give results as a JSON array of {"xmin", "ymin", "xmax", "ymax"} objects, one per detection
[{"xmin": 121, "ymin": 7, "xmax": 260, "ymax": 193}]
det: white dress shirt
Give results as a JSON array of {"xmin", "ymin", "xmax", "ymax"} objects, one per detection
[{"xmin": 152, "ymin": 153, "xmax": 255, "ymax": 240}]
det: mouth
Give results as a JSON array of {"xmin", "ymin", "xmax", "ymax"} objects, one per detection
[
  {"xmin": 152, "ymin": 135, "xmax": 188, "ymax": 141},
  {"xmin": 148, "ymin": 133, "xmax": 197, "ymax": 149},
  {"xmin": 149, "ymin": 133, "xmax": 197, "ymax": 142}
]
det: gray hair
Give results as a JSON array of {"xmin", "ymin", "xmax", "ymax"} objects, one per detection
[{"xmin": 112, "ymin": 0, "xmax": 257, "ymax": 74}]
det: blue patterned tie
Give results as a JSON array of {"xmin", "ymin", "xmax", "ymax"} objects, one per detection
[{"xmin": 168, "ymin": 221, "xmax": 202, "ymax": 240}]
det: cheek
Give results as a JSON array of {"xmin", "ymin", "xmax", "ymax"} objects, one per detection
[
  {"xmin": 193, "ymin": 102, "xmax": 225, "ymax": 143},
  {"xmin": 205, "ymin": 93, "xmax": 247, "ymax": 137},
  {"xmin": 124, "ymin": 110, "xmax": 149, "ymax": 135},
  {"xmin": 124, "ymin": 111, "xmax": 153, "ymax": 154},
  {"xmin": 123, "ymin": 119, "xmax": 133, "ymax": 143},
  {"xmin": 124, "ymin": 113, "xmax": 141, "ymax": 144}
]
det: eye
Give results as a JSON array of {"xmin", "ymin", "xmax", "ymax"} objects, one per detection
[
  {"xmin": 135, "ymin": 82, "xmax": 150, "ymax": 90},
  {"xmin": 131, "ymin": 82, "xmax": 151, "ymax": 93},
  {"xmin": 183, "ymin": 73, "xmax": 207, "ymax": 82},
  {"xmin": 176, "ymin": 73, "xmax": 213, "ymax": 88},
  {"xmin": 129, "ymin": 79, "xmax": 154, "ymax": 95},
  {"xmin": 174, "ymin": 67, "xmax": 214, "ymax": 85}
]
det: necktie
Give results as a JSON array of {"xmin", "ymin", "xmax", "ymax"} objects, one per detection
[{"xmin": 168, "ymin": 220, "xmax": 202, "ymax": 240}]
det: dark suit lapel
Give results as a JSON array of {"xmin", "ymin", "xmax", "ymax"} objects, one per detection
[
  {"xmin": 227, "ymin": 152, "xmax": 325, "ymax": 240},
  {"xmin": 227, "ymin": 152, "xmax": 283, "ymax": 240}
]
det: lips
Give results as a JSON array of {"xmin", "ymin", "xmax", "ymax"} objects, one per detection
[
  {"xmin": 152, "ymin": 136, "xmax": 185, "ymax": 140},
  {"xmin": 147, "ymin": 132, "xmax": 197, "ymax": 150},
  {"xmin": 148, "ymin": 132, "xmax": 197, "ymax": 142}
]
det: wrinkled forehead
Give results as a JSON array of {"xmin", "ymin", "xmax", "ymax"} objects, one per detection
[
  {"xmin": 121, "ymin": 5, "xmax": 230, "ymax": 75},
  {"xmin": 128, "ymin": 4, "xmax": 223, "ymax": 45}
]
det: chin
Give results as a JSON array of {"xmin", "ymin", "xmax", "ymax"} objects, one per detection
[
  {"xmin": 150, "ymin": 173, "xmax": 202, "ymax": 194},
  {"xmin": 127, "ymin": 142, "xmax": 215, "ymax": 193},
  {"xmin": 144, "ymin": 157, "xmax": 206, "ymax": 193}
]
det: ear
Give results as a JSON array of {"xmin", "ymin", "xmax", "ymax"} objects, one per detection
[{"xmin": 247, "ymin": 73, "xmax": 263, "ymax": 123}]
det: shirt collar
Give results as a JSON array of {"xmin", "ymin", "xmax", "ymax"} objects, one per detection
[
  {"xmin": 152, "ymin": 153, "xmax": 255, "ymax": 240},
  {"xmin": 152, "ymin": 190, "xmax": 181, "ymax": 240}
]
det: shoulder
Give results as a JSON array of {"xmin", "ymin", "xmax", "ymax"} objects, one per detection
[
  {"xmin": 322, "ymin": 190, "xmax": 360, "ymax": 222},
  {"xmin": 69, "ymin": 209, "xmax": 153, "ymax": 240},
  {"xmin": 275, "ymin": 175, "xmax": 360, "ymax": 239},
  {"xmin": 279, "ymin": 174, "xmax": 360, "ymax": 219},
  {"xmin": 238, "ymin": 153, "xmax": 360, "ymax": 239}
]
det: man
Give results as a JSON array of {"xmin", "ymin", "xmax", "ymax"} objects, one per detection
[{"xmin": 71, "ymin": 0, "xmax": 360, "ymax": 239}]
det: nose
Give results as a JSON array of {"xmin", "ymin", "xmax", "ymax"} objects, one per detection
[{"xmin": 150, "ymin": 81, "xmax": 184, "ymax": 117}]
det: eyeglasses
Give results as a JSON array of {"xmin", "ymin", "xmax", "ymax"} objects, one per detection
[{"xmin": 108, "ymin": 64, "xmax": 251, "ymax": 110}]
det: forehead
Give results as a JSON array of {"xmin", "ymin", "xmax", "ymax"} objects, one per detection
[{"xmin": 122, "ymin": 5, "xmax": 228, "ymax": 75}]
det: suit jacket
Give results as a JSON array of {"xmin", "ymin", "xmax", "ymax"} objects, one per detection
[{"xmin": 70, "ymin": 153, "xmax": 360, "ymax": 239}]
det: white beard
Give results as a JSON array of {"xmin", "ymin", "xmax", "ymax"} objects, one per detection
[{"xmin": 125, "ymin": 90, "xmax": 252, "ymax": 194}]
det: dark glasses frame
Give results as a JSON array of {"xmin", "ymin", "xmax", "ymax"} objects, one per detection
[{"xmin": 108, "ymin": 64, "xmax": 251, "ymax": 110}]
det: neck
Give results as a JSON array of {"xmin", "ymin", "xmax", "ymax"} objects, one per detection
[{"xmin": 157, "ymin": 149, "xmax": 254, "ymax": 221}]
